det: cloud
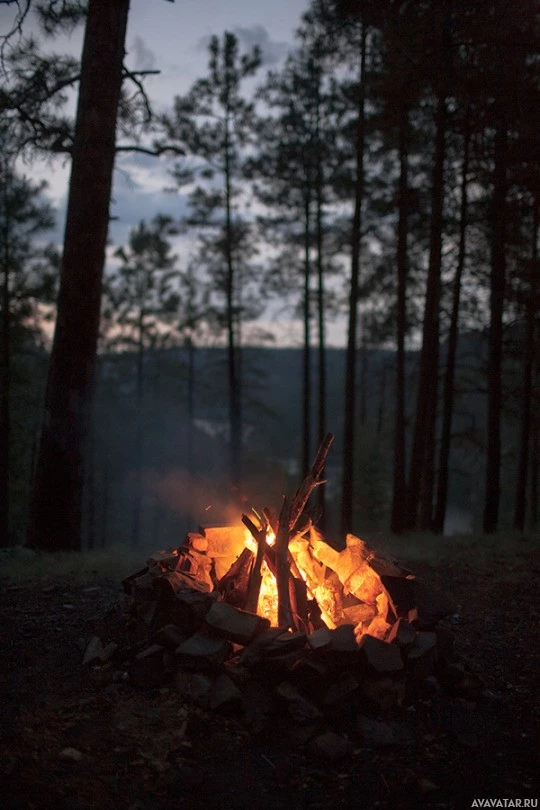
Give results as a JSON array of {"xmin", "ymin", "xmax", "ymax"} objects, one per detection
[
  {"xmin": 129, "ymin": 35, "xmax": 157, "ymax": 72},
  {"xmin": 234, "ymin": 25, "xmax": 291, "ymax": 66},
  {"xmin": 198, "ymin": 26, "xmax": 291, "ymax": 67}
]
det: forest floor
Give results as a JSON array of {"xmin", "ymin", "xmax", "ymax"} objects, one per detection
[{"xmin": 0, "ymin": 537, "xmax": 539, "ymax": 810}]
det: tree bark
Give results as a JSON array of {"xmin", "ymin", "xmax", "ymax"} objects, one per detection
[
  {"xmin": 0, "ymin": 166, "xmax": 11, "ymax": 547},
  {"xmin": 377, "ymin": 361, "xmax": 387, "ymax": 436},
  {"xmin": 131, "ymin": 310, "xmax": 144, "ymax": 547},
  {"xmin": 390, "ymin": 104, "xmax": 409, "ymax": 535},
  {"xmin": 407, "ymin": 94, "xmax": 447, "ymax": 531},
  {"xmin": 341, "ymin": 14, "xmax": 366, "ymax": 536},
  {"xmin": 27, "ymin": 0, "xmax": 130, "ymax": 551},
  {"xmin": 483, "ymin": 123, "xmax": 507, "ymax": 534},
  {"xmin": 302, "ymin": 190, "xmax": 312, "ymax": 479},
  {"xmin": 315, "ymin": 98, "xmax": 326, "ymax": 522},
  {"xmin": 513, "ymin": 196, "xmax": 538, "ymax": 531},
  {"xmin": 433, "ymin": 115, "xmax": 471, "ymax": 534},
  {"xmin": 224, "ymin": 111, "xmax": 242, "ymax": 489}
]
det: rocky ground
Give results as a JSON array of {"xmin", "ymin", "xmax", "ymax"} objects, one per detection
[{"xmin": 1, "ymin": 542, "xmax": 539, "ymax": 810}]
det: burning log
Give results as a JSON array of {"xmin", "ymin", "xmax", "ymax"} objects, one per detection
[
  {"xmin": 217, "ymin": 547, "xmax": 254, "ymax": 609},
  {"xmin": 242, "ymin": 514, "xmax": 268, "ymax": 614},
  {"xmin": 276, "ymin": 496, "xmax": 293, "ymax": 629}
]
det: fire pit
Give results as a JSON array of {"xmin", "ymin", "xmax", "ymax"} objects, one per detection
[{"xmin": 112, "ymin": 435, "xmax": 481, "ymax": 752}]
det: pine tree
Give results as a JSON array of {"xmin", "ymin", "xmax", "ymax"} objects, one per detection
[
  {"xmin": 102, "ymin": 215, "xmax": 178, "ymax": 546},
  {"xmin": 0, "ymin": 158, "xmax": 56, "ymax": 546},
  {"xmin": 162, "ymin": 32, "xmax": 261, "ymax": 490}
]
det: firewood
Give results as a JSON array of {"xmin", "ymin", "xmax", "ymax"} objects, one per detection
[
  {"xmin": 218, "ymin": 547, "xmax": 254, "ymax": 609},
  {"xmin": 289, "ymin": 433, "xmax": 334, "ymax": 532},
  {"xmin": 242, "ymin": 514, "xmax": 268, "ymax": 614},
  {"xmin": 289, "ymin": 576, "xmax": 309, "ymax": 633},
  {"xmin": 276, "ymin": 496, "xmax": 293, "ymax": 629},
  {"xmin": 262, "ymin": 506, "xmax": 278, "ymax": 535}
]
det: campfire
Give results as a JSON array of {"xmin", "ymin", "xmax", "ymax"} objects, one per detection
[{"xmin": 115, "ymin": 434, "xmax": 478, "ymax": 745}]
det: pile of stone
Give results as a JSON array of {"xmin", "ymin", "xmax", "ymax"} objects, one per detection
[{"xmin": 81, "ymin": 524, "xmax": 485, "ymax": 758}]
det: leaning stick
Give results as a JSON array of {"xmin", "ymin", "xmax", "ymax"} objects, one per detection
[
  {"xmin": 289, "ymin": 432, "xmax": 335, "ymax": 531},
  {"xmin": 242, "ymin": 514, "xmax": 268, "ymax": 614},
  {"xmin": 275, "ymin": 496, "xmax": 293, "ymax": 629}
]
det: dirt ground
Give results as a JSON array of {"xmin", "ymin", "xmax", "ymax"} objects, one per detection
[{"xmin": 1, "ymin": 543, "xmax": 539, "ymax": 810}]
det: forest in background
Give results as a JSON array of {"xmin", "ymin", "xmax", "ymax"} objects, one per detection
[{"xmin": 1, "ymin": 0, "xmax": 539, "ymax": 551}]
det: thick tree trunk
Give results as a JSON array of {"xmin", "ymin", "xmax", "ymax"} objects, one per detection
[
  {"xmin": 302, "ymin": 191, "xmax": 312, "ymax": 479},
  {"xmin": 26, "ymin": 0, "xmax": 130, "ymax": 551},
  {"xmin": 407, "ymin": 94, "xmax": 447, "ymax": 531},
  {"xmin": 433, "ymin": 117, "xmax": 471, "ymax": 533},
  {"xmin": 513, "ymin": 197, "xmax": 538, "ymax": 531},
  {"xmin": 483, "ymin": 124, "xmax": 507, "ymax": 534},
  {"xmin": 0, "ymin": 174, "xmax": 10, "ymax": 548},
  {"xmin": 390, "ymin": 104, "xmax": 409, "ymax": 535},
  {"xmin": 341, "ymin": 16, "xmax": 366, "ymax": 536}
]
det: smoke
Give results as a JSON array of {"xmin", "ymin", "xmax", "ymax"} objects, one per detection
[{"xmin": 142, "ymin": 467, "xmax": 246, "ymax": 529}]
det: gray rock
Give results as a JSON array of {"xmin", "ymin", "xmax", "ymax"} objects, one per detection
[
  {"xmin": 359, "ymin": 634, "xmax": 404, "ymax": 673},
  {"xmin": 275, "ymin": 681, "xmax": 322, "ymax": 724},
  {"xmin": 308, "ymin": 731, "xmax": 353, "ymax": 763},
  {"xmin": 175, "ymin": 633, "xmax": 232, "ymax": 670},
  {"xmin": 329, "ymin": 624, "xmax": 358, "ymax": 653},
  {"xmin": 129, "ymin": 644, "xmax": 166, "ymax": 688},
  {"xmin": 58, "ymin": 747, "xmax": 83, "ymax": 762},
  {"xmin": 387, "ymin": 618, "xmax": 416, "ymax": 648},
  {"xmin": 357, "ymin": 715, "xmax": 413, "ymax": 748},
  {"xmin": 323, "ymin": 671, "xmax": 359, "ymax": 707},
  {"xmin": 175, "ymin": 671, "xmax": 213, "ymax": 708},
  {"xmin": 208, "ymin": 673, "xmax": 243, "ymax": 711},
  {"xmin": 82, "ymin": 636, "xmax": 118, "ymax": 666},
  {"xmin": 204, "ymin": 601, "xmax": 270, "ymax": 645},
  {"xmin": 406, "ymin": 631, "xmax": 437, "ymax": 680},
  {"xmin": 154, "ymin": 624, "xmax": 187, "ymax": 651},
  {"xmin": 307, "ymin": 627, "xmax": 332, "ymax": 651},
  {"xmin": 240, "ymin": 629, "xmax": 307, "ymax": 671}
]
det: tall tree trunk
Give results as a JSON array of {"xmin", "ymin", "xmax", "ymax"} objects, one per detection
[
  {"xmin": 100, "ymin": 443, "xmax": 109, "ymax": 549},
  {"xmin": 483, "ymin": 123, "xmax": 508, "ymax": 534},
  {"xmin": 27, "ymin": 0, "xmax": 130, "ymax": 551},
  {"xmin": 315, "ymin": 157, "xmax": 326, "ymax": 521},
  {"xmin": 530, "ymin": 412, "xmax": 539, "ymax": 530},
  {"xmin": 224, "ymin": 112, "xmax": 241, "ymax": 489},
  {"xmin": 407, "ymin": 94, "xmax": 447, "ymax": 531},
  {"xmin": 0, "ymin": 167, "xmax": 11, "ymax": 547},
  {"xmin": 513, "ymin": 196, "xmax": 538, "ymax": 531},
  {"xmin": 433, "ymin": 115, "xmax": 471, "ymax": 533},
  {"xmin": 314, "ymin": 92, "xmax": 327, "ymax": 521},
  {"xmin": 131, "ymin": 316, "xmax": 144, "ymax": 547},
  {"xmin": 302, "ymin": 190, "xmax": 312, "ymax": 479},
  {"xmin": 390, "ymin": 104, "xmax": 409, "ymax": 535},
  {"xmin": 187, "ymin": 337, "xmax": 195, "ymax": 480},
  {"xmin": 341, "ymin": 15, "xmax": 366, "ymax": 536},
  {"xmin": 376, "ymin": 361, "xmax": 387, "ymax": 436},
  {"xmin": 359, "ymin": 343, "xmax": 368, "ymax": 425},
  {"xmin": 85, "ymin": 405, "xmax": 96, "ymax": 550}
]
